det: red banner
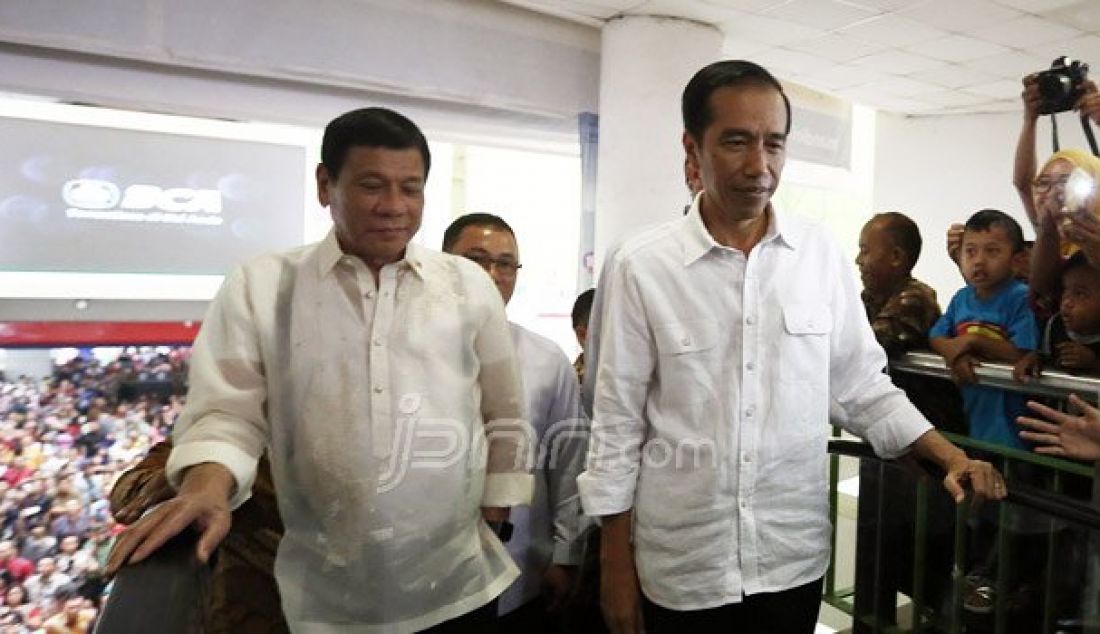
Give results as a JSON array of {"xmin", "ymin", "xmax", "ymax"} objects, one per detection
[{"xmin": 0, "ymin": 322, "xmax": 201, "ymax": 347}]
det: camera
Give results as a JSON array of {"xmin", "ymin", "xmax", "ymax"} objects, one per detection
[{"xmin": 1036, "ymin": 56, "xmax": 1089, "ymax": 115}]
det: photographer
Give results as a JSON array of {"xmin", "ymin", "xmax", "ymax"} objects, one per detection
[
  {"xmin": 1015, "ymin": 66, "xmax": 1100, "ymax": 307},
  {"xmin": 1014, "ymin": 71, "xmax": 1099, "ymax": 230}
]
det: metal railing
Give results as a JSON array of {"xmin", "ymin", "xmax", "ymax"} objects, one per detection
[{"xmin": 824, "ymin": 351, "xmax": 1100, "ymax": 634}]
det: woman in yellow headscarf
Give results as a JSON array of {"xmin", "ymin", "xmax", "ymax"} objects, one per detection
[
  {"xmin": 1028, "ymin": 149, "xmax": 1100, "ymax": 305},
  {"xmin": 1033, "ymin": 149, "xmax": 1100, "ymax": 257}
]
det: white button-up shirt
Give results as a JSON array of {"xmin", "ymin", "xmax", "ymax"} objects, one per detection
[
  {"xmin": 166, "ymin": 230, "xmax": 534, "ymax": 633},
  {"xmin": 577, "ymin": 199, "xmax": 931, "ymax": 611},
  {"xmin": 499, "ymin": 323, "xmax": 588, "ymax": 614}
]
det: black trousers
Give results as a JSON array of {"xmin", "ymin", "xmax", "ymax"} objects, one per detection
[
  {"xmin": 419, "ymin": 600, "xmax": 497, "ymax": 634},
  {"xmin": 641, "ymin": 577, "xmax": 824, "ymax": 634}
]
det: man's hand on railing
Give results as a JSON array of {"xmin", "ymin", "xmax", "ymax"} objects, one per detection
[
  {"xmin": 104, "ymin": 463, "xmax": 234, "ymax": 577},
  {"xmin": 1018, "ymin": 395, "xmax": 1100, "ymax": 462},
  {"xmin": 911, "ymin": 430, "xmax": 1007, "ymax": 503}
]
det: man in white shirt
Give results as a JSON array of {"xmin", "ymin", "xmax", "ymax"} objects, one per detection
[
  {"xmin": 105, "ymin": 108, "xmax": 534, "ymax": 633},
  {"xmin": 442, "ymin": 213, "xmax": 588, "ymax": 632},
  {"xmin": 576, "ymin": 60, "xmax": 1007, "ymax": 634}
]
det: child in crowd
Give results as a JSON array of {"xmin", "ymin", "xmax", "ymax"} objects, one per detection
[
  {"xmin": 931, "ymin": 209, "xmax": 1042, "ymax": 618},
  {"xmin": 930, "ymin": 209, "xmax": 1038, "ymax": 449},
  {"xmin": 1016, "ymin": 252, "xmax": 1100, "ymax": 377}
]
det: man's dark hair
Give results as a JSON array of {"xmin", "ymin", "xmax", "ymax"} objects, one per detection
[
  {"xmin": 442, "ymin": 213, "xmax": 515, "ymax": 252},
  {"xmin": 963, "ymin": 209, "xmax": 1025, "ymax": 253},
  {"xmin": 572, "ymin": 289, "xmax": 596, "ymax": 329},
  {"xmin": 321, "ymin": 107, "xmax": 430, "ymax": 179},
  {"xmin": 682, "ymin": 60, "xmax": 792, "ymax": 141},
  {"xmin": 874, "ymin": 212, "xmax": 922, "ymax": 271}
]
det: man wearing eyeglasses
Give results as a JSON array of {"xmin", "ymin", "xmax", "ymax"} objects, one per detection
[{"xmin": 443, "ymin": 213, "xmax": 589, "ymax": 632}]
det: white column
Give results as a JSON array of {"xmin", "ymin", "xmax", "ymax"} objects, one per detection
[{"xmin": 594, "ymin": 16, "xmax": 723, "ymax": 264}]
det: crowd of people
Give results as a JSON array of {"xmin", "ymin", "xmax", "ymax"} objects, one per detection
[
  {"xmin": 853, "ymin": 72, "xmax": 1100, "ymax": 628},
  {"xmin": 3, "ymin": 60, "xmax": 1100, "ymax": 634},
  {"xmin": 0, "ymin": 349, "xmax": 189, "ymax": 633}
]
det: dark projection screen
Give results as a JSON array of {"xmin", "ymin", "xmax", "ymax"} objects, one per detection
[{"xmin": 0, "ymin": 115, "xmax": 307, "ymax": 277}]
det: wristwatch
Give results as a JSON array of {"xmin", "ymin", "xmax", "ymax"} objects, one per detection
[{"xmin": 486, "ymin": 519, "xmax": 513, "ymax": 543}]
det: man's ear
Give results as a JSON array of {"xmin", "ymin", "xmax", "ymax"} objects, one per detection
[
  {"xmin": 682, "ymin": 131, "xmax": 699, "ymax": 164},
  {"xmin": 890, "ymin": 246, "xmax": 907, "ymax": 271},
  {"xmin": 574, "ymin": 325, "xmax": 588, "ymax": 348},
  {"xmin": 315, "ymin": 163, "xmax": 331, "ymax": 207}
]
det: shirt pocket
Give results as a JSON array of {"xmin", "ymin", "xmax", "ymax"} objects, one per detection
[
  {"xmin": 778, "ymin": 301, "xmax": 832, "ymax": 383},
  {"xmin": 771, "ymin": 302, "xmax": 832, "ymax": 455},
  {"xmin": 653, "ymin": 318, "xmax": 720, "ymax": 404}
]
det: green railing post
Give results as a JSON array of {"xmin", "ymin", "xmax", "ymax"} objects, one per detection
[{"xmin": 912, "ymin": 478, "xmax": 928, "ymax": 632}]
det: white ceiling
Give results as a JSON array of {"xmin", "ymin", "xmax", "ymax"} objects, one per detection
[{"xmin": 500, "ymin": 0, "xmax": 1100, "ymax": 116}]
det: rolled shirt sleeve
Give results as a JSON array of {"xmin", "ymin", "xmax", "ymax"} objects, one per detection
[
  {"xmin": 470, "ymin": 268, "xmax": 535, "ymax": 508},
  {"xmin": 167, "ymin": 266, "xmax": 267, "ymax": 509},
  {"xmin": 827, "ymin": 252, "xmax": 931, "ymax": 459},
  {"xmin": 576, "ymin": 254, "xmax": 654, "ymax": 517}
]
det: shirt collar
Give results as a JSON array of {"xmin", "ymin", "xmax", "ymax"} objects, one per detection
[
  {"xmin": 680, "ymin": 194, "xmax": 800, "ymax": 266},
  {"xmin": 316, "ymin": 227, "xmax": 427, "ymax": 280}
]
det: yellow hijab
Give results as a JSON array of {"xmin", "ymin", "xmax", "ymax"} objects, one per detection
[{"xmin": 1039, "ymin": 149, "xmax": 1100, "ymax": 257}]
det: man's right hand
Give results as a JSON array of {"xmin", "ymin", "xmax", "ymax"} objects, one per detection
[
  {"xmin": 104, "ymin": 462, "xmax": 234, "ymax": 576},
  {"xmin": 601, "ymin": 556, "xmax": 643, "ymax": 634},
  {"xmin": 599, "ymin": 511, "xmax": 643, "ymax": 634}
]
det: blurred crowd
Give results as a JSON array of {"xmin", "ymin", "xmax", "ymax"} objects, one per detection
[{"xmin": 0, "ymin": 348, "xmax": 189, "ymax": 633}]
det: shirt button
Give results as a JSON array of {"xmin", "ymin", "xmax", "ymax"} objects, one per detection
[
  {"xmin": 373, "ymin": 386, "xmax": 384, "ymax": 394},
  {"xmin": 746, "ymin": 316, "xmax": 756, "ymax": 325},
  {"xmin": 743, "ymin": 453, "xmax": 752, "ymax": 463},
  {"xmin": 680, "ymin": 336, "xmax": 691, "ymax": 346},
  {"xmin": 365, "ymin": 290, "xmax": 375, "ymax": 299},
  {"xmin": 740, "ymin": 499, "xmax": 749, "ymax": 509},
  {"xmin": 372, "ymin": 338, "xmax": 382, "ymax": 346},
  {"xmin": 744, "ymin": 406, "xmax": 755, "ymax": 418},
  {"xmin": 746, "ymin": 361, "xmax": 755, "ymax": 371}
]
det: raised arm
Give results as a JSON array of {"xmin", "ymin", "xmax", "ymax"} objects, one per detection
[{"xmin": 1014, "ymin": 74, "xmax": 1043, "ymax": 229}]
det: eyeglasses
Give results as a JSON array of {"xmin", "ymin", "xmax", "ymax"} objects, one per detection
[
  {"xmin": 1033, "ymin": 175, "xmax": 1070, "ymax": 193},
  {"xmin": 462, "ymin": 253, "xmax": 523, "ymax": 277}
]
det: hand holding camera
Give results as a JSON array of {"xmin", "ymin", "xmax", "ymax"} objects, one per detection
[
  {"xmin": 1028, "ymin": 57, "xmax": 1099, "ymax": 156},
  {"xmin": 1035, "ymin": 56, "xmax": 1089, "ymax": 115}
]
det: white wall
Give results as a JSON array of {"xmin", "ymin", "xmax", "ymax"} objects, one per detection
[{"xmin": 873, "ymin": 109, "xmax": 1097, "ymax": 306}]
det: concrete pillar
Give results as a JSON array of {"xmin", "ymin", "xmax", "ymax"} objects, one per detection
[{"xmin": 594, "ymin": 16, "xmax": 723, "ymax": 264}]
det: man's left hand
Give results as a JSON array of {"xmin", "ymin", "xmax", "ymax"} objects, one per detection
[{"xmin": 942, "ymin": 455, "xmax": 1006, "ymax": 503}]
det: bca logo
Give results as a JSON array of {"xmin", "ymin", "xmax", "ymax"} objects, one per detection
[{"xmin": 62, "ymin": 179, "xmax": 223, "ymax": 214}]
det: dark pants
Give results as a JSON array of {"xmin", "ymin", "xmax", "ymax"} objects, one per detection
[
  {"xmin": 641, "ymin": 577, "xmax": 824, "ymax": 634},
  {"xmin": 497, "ymin": 598, "xmax": 562, "ymax": 633},
  {"xmin": 419, "ymin": 600, "xmax": 497, "ymax": 634}
]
